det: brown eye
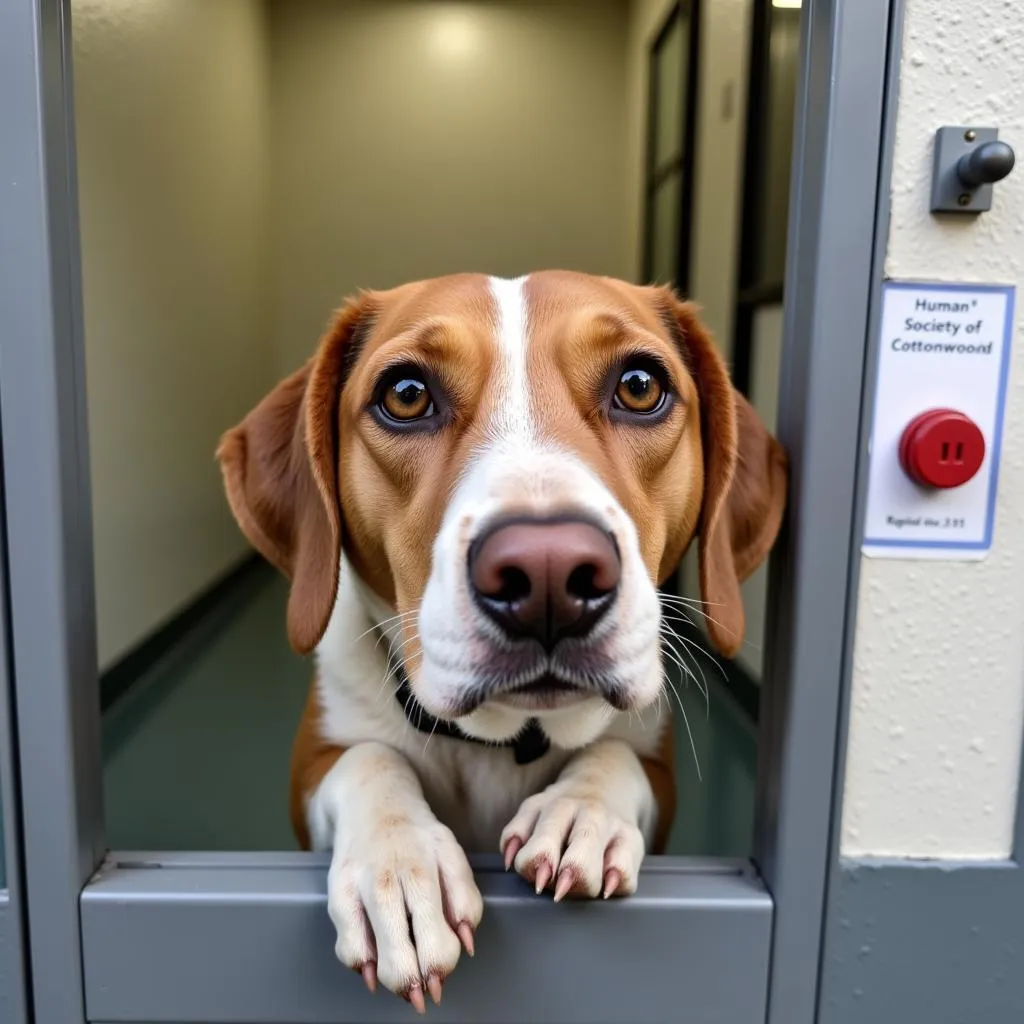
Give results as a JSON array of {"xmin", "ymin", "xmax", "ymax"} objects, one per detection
[
  {"xmin": 381, "ymin": 374, "xmax": 433, "ymax": 421},
  {"xmin": 614, "ymin": 364, "xmax": 665, "ymax": 414}
]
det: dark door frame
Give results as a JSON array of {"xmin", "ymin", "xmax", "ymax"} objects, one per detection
[
  {"xmin": 732, "ymin": 0, "xmax": 788, "ymax": 397},
  {"xmin": 642, "ymin": 0, "xmax": 702, "ymax": 295}
]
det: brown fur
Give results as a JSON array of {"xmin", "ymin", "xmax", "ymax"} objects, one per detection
[
  {"xmin": 639, "ymin": 723, "xmax": 676, "ymax": 854},
  {"xmin": 665, "ymin": 300, "xmax": 788, "ymax": 657},
  {"xmin": 217, "ymin": 271, "xmax": 787, "ymax": 850},
  {"xmin": 289, "ymin": 680, "xmax": 346, "ymax": 851}
]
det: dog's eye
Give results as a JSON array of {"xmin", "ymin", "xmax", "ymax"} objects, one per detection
[
  {"xmin": 380, "ymin": 373, "xmax": 434, "ymax": 421},
  {"xmin": 614, "ymin": 362, "xmax": 665, "ymax": 415}
]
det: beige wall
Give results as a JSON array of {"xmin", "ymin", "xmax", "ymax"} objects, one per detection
[
  {"xmin": 73, "ymin": 0, "xmax": 756, "ymax": 672},
  {"xmin": 269, "ymin": 0, "xmax": 631, "ymax": 374},
  {"xmin": 842, "ymin": 0, "xmax": 1024, "ymax": 858},
  {"xmin": 73, "ymin": 0, "xmax": 274, "ymax": 667}
]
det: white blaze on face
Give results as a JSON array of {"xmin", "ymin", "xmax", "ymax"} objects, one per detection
[
  {"xmin": 486, "ymin": 275, "xmax": 534, "ymax": 445},
  {"xmin": 413, "ymin": 276, "xmax": 665, "ymax": 749}
]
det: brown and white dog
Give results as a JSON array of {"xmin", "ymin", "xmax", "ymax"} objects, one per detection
[{"xmin": 218, "ymin": 270, "xmax": 786, "ymax": 1012}]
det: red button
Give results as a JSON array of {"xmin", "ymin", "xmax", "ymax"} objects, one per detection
[{"xmin": 899, "ymin": 409, "xmax": 985, "ymax": 489}]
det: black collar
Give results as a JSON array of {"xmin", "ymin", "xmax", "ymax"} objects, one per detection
[{"xmin": 393, "ymin": 672, "xmax": 551, "ymax": 765}]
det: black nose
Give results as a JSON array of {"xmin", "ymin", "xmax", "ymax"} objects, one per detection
[{"xmin": 468, "ymin": 517, "xmax": 620, "ymax": 650}]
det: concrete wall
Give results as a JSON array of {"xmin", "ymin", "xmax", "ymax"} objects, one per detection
[
  {"xmin": 72, "ymin": 0, "xmax": 274, "ymax": 668},
  {"xmin": 841, "ymin": 0, "xmax": 1024, "ymax": 858},
  {"xmin": 268, "ymin": 0, "xmax": 631, "ymax": 374}
]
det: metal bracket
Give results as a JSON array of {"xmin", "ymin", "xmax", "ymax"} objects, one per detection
[{"xmin": 930, "ymin": 125, "xmax": 1016, "ymax": 214}]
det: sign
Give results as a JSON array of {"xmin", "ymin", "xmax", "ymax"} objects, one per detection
[{"xmin": 862, "ymin": 281, "xmax": 1015, "ymax": 560}]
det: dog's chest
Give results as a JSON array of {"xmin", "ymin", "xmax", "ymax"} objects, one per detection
[{"xmin": 411, "ymin": 742, "xmax": 572, "ymax": 852}]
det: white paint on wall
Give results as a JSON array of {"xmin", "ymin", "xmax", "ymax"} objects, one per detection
[
  {"xmin": 841, "ymin": 0, "xmax": 1024, "ymax": 858},
  {"xmin": 72, "ymin": 0, "xmax": 275, "ymax": 667},
  {"xmin": 268, "ymin": 0, "xmax": 631, "ymax": 374}
]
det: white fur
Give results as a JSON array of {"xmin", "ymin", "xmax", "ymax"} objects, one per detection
[
  {"xmin": 487, "ymin": 274, "xmax": 533, "ymax": 441},
  {"xmin": 308, "ymin": 275, "xmax": 671, "ymax": 1002}
]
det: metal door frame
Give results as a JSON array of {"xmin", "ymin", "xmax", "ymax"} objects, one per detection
[
  {"xmin": 0, "ymin": 506, "xmax": 29, "ymax": 1024},
  {"xmin": 0, "ymin": 0, "xmax": 899, "ymax": 1020},
  {"xmin": 641, "ymin": 0, "xmax": 702, "ymax": 294}
]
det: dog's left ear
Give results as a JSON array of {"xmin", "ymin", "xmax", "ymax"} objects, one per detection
[
  {"xmin": 664, "ymin": 296, "xmax": 788, "ymax": 658},
  {"xmin": 216, "ymin": 294, "xmax": 375, "ymax": 654}
]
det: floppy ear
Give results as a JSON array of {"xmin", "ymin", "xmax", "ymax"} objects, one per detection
[
  {"xmin": 667, "ymin": 299, "xmax": 788, "ymax": 658},
  {"xmin": 216, "ymin": 295, "xmax": 374, "ymax": 654}
]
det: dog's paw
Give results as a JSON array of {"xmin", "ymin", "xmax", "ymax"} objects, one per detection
[
  {"xmin": 499, "ymin": 786, "xmax": 645, "ymax": 901},
  {"xmin": 327, "ymin": 818, "xmax": 483, "ymax": 1012}
]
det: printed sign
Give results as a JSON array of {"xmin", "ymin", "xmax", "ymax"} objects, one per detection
[{"xmin": 862, "ymin": 281, "xmax": 1015, "ymax": 559}]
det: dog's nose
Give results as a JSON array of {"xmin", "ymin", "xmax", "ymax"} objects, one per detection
[{"xmin": 468, "ymin": 518, "xmax": 620, "ymax": 649}]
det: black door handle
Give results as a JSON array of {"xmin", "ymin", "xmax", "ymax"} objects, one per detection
[{"xmin": 957, "ymin": 140, "xmax": 1015, "ymax": 188}]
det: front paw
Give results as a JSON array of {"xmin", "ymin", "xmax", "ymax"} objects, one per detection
[
  {"xmin": 500, "ymin": 787, "xmax": 645, "ymax": 901},
  {"xmin": 328, "ymin": 819, "xmax": 483, "ymax": 1013}
]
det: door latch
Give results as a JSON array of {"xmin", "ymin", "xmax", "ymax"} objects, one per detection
[{"xmin": 930, "ymin": 126, "xmax": 1015, "ymax": 214}]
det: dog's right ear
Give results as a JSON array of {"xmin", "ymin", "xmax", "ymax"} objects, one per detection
[{"xmin": 216, "ymin": 294, "xmax": 375, "ymax": 655}]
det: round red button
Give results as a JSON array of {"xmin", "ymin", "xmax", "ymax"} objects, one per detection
[{"xmin": 898, "ymin": 409, "xmax": 985, "ymax": 489}]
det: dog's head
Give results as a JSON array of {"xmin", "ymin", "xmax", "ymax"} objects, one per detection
[{"xmin": 218, "ymin": 272, "xmax": 786, "ymax": 748}]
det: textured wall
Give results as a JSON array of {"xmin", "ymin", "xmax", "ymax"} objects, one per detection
[
  {"xmin": 842, "ymin": 0, "xmax": 1024, "ymax": 858},
  {"xmin": 72, "ymin": 0, "xmax": 274, "ymax": 667}
]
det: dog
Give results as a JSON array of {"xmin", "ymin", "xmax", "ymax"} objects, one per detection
[{"xmin": 217, "ymin": 270, "xmax": 786, "ymax": 1012}]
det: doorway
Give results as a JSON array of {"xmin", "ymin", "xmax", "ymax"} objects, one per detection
[{"xmin": 0, "ymin": 0, "xmax": 902, "ymax": 1020}]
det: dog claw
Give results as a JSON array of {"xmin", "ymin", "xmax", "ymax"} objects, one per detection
[
  {"xmin": 360, "ymin": 962, "xmax": 377, "ymax": 993},
  {"xmin": 603, "ymin": 868, "xmax": 622, "ymax": 899},
  {"xmin": 534, "ymin": 860, "xmax": 553, "ymax": 894},
  {"xmin": 503, "ymin": 837, "xmax": 523, "ymax": 870},
  {"xmin": 427, "ymin": 974, "xmax": 443, "ymax": 1006},
  {"xmin": 408, "ymin": 983, "xmax": 427, "ymax": 1015},
  {"xmin": 553, "ymin": 868, "xmax": 575, "ymax": 903},
  {"xmin": 457, "ymin": 921, "xmax": 475, "ymax": 957}
]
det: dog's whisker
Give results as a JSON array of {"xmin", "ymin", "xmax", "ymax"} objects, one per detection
[
  {"xmin": 661, "ymin": 622, "xmax": 712, "ymax": 711},
  {"xmin": 662, "ymin": 674, "xmax": 701, "ymax": 781},
  {"xmin": 659, "ymin": 596, "xmax": 762, "ymax": 656},
  {"xmin": 658, "ymin": 593, "xmax": 726, "ymax": 611},
  {"xmin": 372, "ymin": 615, "xmax": 421, "ymax": 653},
  {"xmin": 660, "ymin": 634, "xmax": 710, "ymax": 726},
  {"xmin": 660, "ymin": 629, "xmax": 707, "ymax": 700},
  {"xmin": 353, "ymin": 608, "xmax": 420, "ymax": 647},
  {"xmin": 422, "ymin": 713, "xmax": 441, "ymax": 755}
]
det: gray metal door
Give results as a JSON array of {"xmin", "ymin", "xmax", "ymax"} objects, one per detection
[{"xmin": 0, "ymin": 0, "xmax": 900, "ymax": 1020}]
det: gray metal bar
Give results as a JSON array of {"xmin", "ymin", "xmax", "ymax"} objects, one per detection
[
  {"xmin": 1015, "ymin": 715, "xmax": 1024, "ymax": 858},
  {"xmin": 82, "ymin": 858, "xmax": 772, "ymax": 1023},
  {"xmin": 0, "ymin": 527, "xmax": 30, "ymax": 1024},
  {"xmin": 0, "ymin": 1, "xmax": 105, "ymax": 1021},
  {"xmin": 809, "ymin": 3, "xmax": 1024, "ymax": 1008},
  {"xmin": 820, "ymin": 859, "xmax": 1024, "ymax": 1024},
  {"xmin": 101, "ymin": 850, "xmax": 756, "ymax": 873},
  {"xmin": 754, "ymin": 0, "xmax": 898, "ymax": 1021},
  {"xmin": 0, "ymin": 897, "xmax": 29, "ymax": 1024}
]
